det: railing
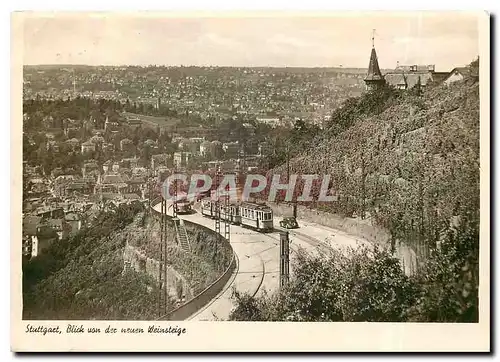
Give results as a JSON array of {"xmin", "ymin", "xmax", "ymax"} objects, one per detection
[{"xmin": 149, "ymin": 198, "xmax": 236, "ymax": 320}]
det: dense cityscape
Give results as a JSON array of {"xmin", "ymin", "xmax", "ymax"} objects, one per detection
[{"xmin": 21, "ymin": 65, "xmax": 372, "ymax": 259}]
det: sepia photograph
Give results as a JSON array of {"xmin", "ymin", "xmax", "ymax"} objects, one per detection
[{"xmin": 11, "ymin": 10, "xmax": 490, "ymax": 352}]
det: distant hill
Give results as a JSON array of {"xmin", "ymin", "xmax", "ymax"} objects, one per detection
[{"xmin": 23, "ymin": 64, "xmax": 392, "ymax": 75}]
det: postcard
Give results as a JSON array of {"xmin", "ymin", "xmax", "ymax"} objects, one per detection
[{"xmin": 11, "ymin": 11, "xmax": 490, "ymax": 352}]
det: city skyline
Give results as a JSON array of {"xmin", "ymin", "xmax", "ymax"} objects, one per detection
[{"xmin": 21, "ymin": 12, "xmax": 479, "ymax": 71}]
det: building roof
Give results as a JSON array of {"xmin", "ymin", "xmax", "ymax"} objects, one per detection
[
  {"xmin": 65, "ymin": 213, "xmax": 80, "ymax": 221},
  {"xmin": 127, "ymin": 176, "xmax": 146, "ymax": 184},
  {"xmin": 384, "ymin": 73, "xmax": 407, "ymax": 86},
  {"xmin": 23, "ymin": 215, "xmax": 42, "ymax": 236},
  {"xmin": 447, "ymin": 66, "xmax": 478, "ymax": 80},
  {"xmin": 365, "ymin": 47, "xmax": 384, "ymax": 81},
  {"xmin": 102, "ymin": 174, "xmax": 125, "ymax": 184},
  {"xmin": 384, "ymin": 72, "xmax": 434, "ymax": 89},
  {"xmin": 66, "ymin": 182, "xmax": 90, "ymax": 191},
  {"xmin": 36, "ymin": 224, "xmax": 58, "ymax": 240},
  {"xmin": 100, "ymin": 192, "xmax": 122, "ymax": 200}
]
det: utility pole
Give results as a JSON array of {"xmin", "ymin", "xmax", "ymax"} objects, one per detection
[
  {"xmin": 72, "ymin": 68, "xmax": 76, "ymax": 96},
  {"xmin": 158, "ymin": 198, "xmax": 168, "ymax": 318},
  {"xmin": 214, "ymin": 164, "xmax": 221, "ymax": 238},
  {"xmin": 279, "ymin": 230, "xmax": 290, "ymax": 290},
  {"xmin": 286, "ymin": 143, "xmax": 297, "ymax": 218},
  {"xmin": 360, "ymin": 151, "xmax": 366, "ymax": 220}
]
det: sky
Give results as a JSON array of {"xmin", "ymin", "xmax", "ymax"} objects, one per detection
[{"xmin": 21, "ymin": 12, "xmax": 480, "ymax": 71}]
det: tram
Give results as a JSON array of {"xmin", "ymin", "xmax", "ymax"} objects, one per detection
[
  {"xmin": 174, "ymin": 200, "xmax": 193, "ymax": 214},
  {"xmin": 200, "ymin": 199, "xmax": 274, "ymax": 232}
]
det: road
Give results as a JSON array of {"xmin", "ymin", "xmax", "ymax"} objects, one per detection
[{"xmin": 152, "ymin": 202, "xmax": 365, "ymax": 321}]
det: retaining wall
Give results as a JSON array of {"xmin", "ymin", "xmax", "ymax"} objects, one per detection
[
  {"xmin": 270, "ymin": 202, "xmax": 391, "ymax": 245},
  {"xmin": 270, "ymin": 202, "xmax": 418, "ymax": 275},
  {"xmin": 123, "ymin": 244, "xmax": 193, "ymax": 300},
  {"xmin": 150, "ymin": 198, "xmax": 236, "ymax": 320}
]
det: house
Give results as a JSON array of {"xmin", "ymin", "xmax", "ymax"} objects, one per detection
[
  {"xmin": 103, "ymin": 160, "xmax": 113, "ymax": 173},
  {"xmin": 64, "ymin": 213, "xmax": 82, "ymax": 235},
  {"xmin": 199, "ymin": 141, "xmax": 212, "ymax": 158},
  {"xmin": 222, "ymin": 141, "xmax": 241, "ymax": 159},
  {"xmin": 242, "ymin": 123, "xmax": 256, "ymax": 136},
  {"xmin": 120, "ymin": 138, "xmax": 134, "ymax": 152},
  {"xmin": 35, "ymin": 206, "xmax": 64, "ymax": 220},
  {"xmin": 151, "ymin": 153, "xmax": 172, "ymax": 170},
  {"xmin": 255, "ymin": 117, "xmax": 280, "ymax": 128},
  {"xmin": 82, "ymin": 161, "xmax": 99, "ymax": 178},
  {"xmin": 81, "ymin": 141, "xmax": 96, "ymax": 155},
  {"xmin": 65, "ymin": 138, "xmax": 80, "ymax": 151},
  {"xmin": 126, "ymin": 175, "xmax": 146, "ymax": 194},
  {"xmin": 126, "ymin": 117, "xmax": 142, "ymax": 129},
  {"xmin": 26, "ymin": 219, "xmax": 66, "ymax": 258},
  {"xmin": 96, "ymin": 174, "xmax": 128, "ymax": 194},
  {"xmin": 47, "ymin": 218, "xmax": 72, "ymax": 240},
  {"xmin": 104, "ymin": 116, "xmax": 120, "ymax": 132},
  {"xmin": 173, "ymin": 152, "xmax": 193, "ymax": 168},
  {"xmin": 65, "ymin": 181, "xmax": 94, "ymax": 196},
  {"xmin": 22, "ymin": 215, "xmax": 42, "ymax": 259},
  {"xmin": 443, "ymin": 66, "xmax": 478, "ymax": 86},
  {"xmin": 64, "ymin": 126, "xmax": 80, "ymax": 139},
  {"xmin": 384, "ymin": 64, "xmax": 435, "ymax": 90}
]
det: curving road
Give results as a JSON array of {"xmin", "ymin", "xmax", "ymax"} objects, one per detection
[{"xmin": 153, "ymin": 202, "xmax": 364, "ymax": 321}]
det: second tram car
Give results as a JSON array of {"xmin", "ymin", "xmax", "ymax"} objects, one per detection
[
  {"xmin": 239, "ymin": 202, "xmax": 274, "ymax": 232},
  {"xmin": 200, "ymin": 199, "xmax": 274, "ymax": 232}
]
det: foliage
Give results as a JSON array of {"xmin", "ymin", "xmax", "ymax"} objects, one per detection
[
  {"xmin": 230, "ymin": 247, "xmax": 419, "ymax": 322},
  {"xmin": 230, "ymin": 228, "xmax": 479, "ymax": 323},
  {"xmin": 21, "ymin": 203, "xmax": 160, "ymax": 320},
  {"xmin": 234, "ymin": 70, "xmax": 480, "ymax": 323},
  {"xmin": 407, "ymin": 213, "xmax": 479, "ymax": 322},
  {"xmin": 326, "ymin": 83, "xmax": 401, "ymax": 136},
  {"xmin": 269, "ymin": 75, "xmax": 479, "ymax": 260}
]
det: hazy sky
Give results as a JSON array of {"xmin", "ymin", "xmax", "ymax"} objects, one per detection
[{"xmin": 22, "ymin": 12, "xmax": 480, "ymax": 71}]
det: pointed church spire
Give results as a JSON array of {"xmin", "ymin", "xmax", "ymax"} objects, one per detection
[
  {"xmin": 364, "ymin": 30, "xmax": 385, "ymax": 91},
  {"xmin": 365, "ymin": 47, "xmax": 384, "ymax": 81}
]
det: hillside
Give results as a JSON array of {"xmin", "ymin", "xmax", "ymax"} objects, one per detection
[
  {"xmin": 230, "ymin": 75, "xmax": 480, "ymax": 323},
  {"xmin": 22, "ymin": 204, "xmax": 161, "ymax": 320},
  {"xmin": 273, "ymin": 77, "xmax": 479, "ymax": 255}
]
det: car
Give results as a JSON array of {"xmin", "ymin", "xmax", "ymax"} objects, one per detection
[{"xmin": 280, "ymin": 216, "xmax": 299, "ymax": 229}]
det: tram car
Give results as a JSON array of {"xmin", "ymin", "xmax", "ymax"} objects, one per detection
[
  {"xmin": 174, "ymin": 200, "xmax": 193, "ymax": 214},
  {"xmin": 239, "ymin": 202, "xmax": 274, "ymax": 232},
  {"xmin": 201, "ymin": 198, "xmax": 217, "ymax": 218},
  {"xmin": 221, "ymin": 203, "xmax": 241, "ymax": 224},
  {"xmin": 200, "ymin": 199, "xmax": 273, "ymax": 232}
]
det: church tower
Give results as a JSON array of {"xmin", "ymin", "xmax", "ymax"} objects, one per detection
[{"xmin": 364, "ymin": 30, "xmax": 385, "ymax": 91}]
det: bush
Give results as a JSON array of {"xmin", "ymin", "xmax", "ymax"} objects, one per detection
[
  {"xmin": 230, "ymin": 247, "xmax": 419, "ymax": 322},
  {"xmin": 230, "ymin": 220, "xmax": 479, "ymax": 323}
]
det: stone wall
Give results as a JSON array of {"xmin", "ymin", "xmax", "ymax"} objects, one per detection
[
  {"xmin": 123, "ymin": 243, "xmax": 193, "ymax": 301},
  {"xmin": 270, "ymin": 202, "xmax": 391, "ymax": 245},
  {"xmin": 270, "ymin": 202, "xmax": 418, "ymax": 275}
]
